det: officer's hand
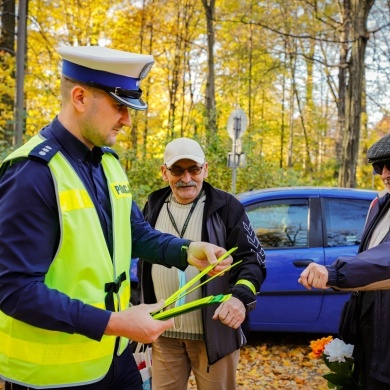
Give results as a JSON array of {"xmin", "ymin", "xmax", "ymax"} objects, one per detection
[
  {"xmin": 104, "ymin": 300, "xmax": 173, "ymax": 344},
  {"xmin": 187, "ymin": 242, "xmax": 233, "ymax": 276}
]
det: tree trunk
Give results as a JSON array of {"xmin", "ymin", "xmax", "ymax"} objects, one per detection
[
  {"xmin": 201, "ymin": 0, "xmax": 216, "ymax": 135},
  {"xmin": 336, "ymin": 0, "xmax": 350, "ymax": 164},
  {"xmin": 338, "ymin": 0, "xmax": 375, "ymax": 188},
  {"xmin": 14, "ymin": 0, "xmax": 28, "ymax": 146},
  {"xmin": 0, "ymin": 0, "xmax": 16, "ymax": 143},
  {"xmin": 287, "ymin": 48, "xmax": 297, "ymax": 168},
  {"xmin": 280, "ymin": 57, "xmax": 286, "ymax": 169}
]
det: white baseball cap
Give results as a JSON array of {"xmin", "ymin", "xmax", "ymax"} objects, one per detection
[
  {"xmin": 164, "ymin": 138, "xmax": 205, "ymax": 167},
  {"xmin": 58, "ymin": 45, "xmax": 154, "ymax": 110}
]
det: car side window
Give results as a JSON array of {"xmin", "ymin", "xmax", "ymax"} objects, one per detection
[
  {"xmin": 323, "ymin": 198, "xmax": 370, "ymax": 247},
  {"xmin": 245, "ymin": 199, "xmax": 309, "ymax": 248}
]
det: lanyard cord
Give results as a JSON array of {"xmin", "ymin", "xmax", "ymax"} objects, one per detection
[
  {"xmin": 165, "ymin": 189, "xmax": 204, "ymax": 320},
  {"xmin": 166, "ymin": 189, "xmax": 203, "ymax": 238}
]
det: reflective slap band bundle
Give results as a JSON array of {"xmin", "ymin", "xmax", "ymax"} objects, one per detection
[
  {"xmin": 152, "ymin": 294, "xmax": 232, "ymax": 320},
  {"xmin": 151, "ymin": 247, "xmax": 241, "ymax": 320}
]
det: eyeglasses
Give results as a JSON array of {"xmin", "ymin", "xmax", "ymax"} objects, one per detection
[
  {"xmin": 372, "ymin": 160, "xmax": 390, "ymax": 175},
  {"xmin": 166, "ymin": 165, "xmax": 204, "ymax": 177}
]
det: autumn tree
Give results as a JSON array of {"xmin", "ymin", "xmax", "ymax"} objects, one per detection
[
  {"xmin": 3, "ymin": 0, "xmax": 390, "ymax": 202},
  {"xmin": 201, "ymin": 0, "xmax": 217, "ymax": 136},
  {"xmin": 338, "ymin": 0, "xmax": 375, "ymax": 188},
  {"xmin": 0, "ymin": 0, "xmax": 16, "ymax": 143}
]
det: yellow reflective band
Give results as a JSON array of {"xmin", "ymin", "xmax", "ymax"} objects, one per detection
[
  {"xmin": 152, "ymin": 294, "xmax": 232, "ymax": 320},
  {"xmin": 235, "ymin": 279, "xmax": 256, "ymax": 295},
  {"xmin": 154, "ymin": 247, "xmax": 238, "ymax": 312},
  {"xmin": 0, "ymin": 329, "xmax": 114, "ymax": 365},
  {"xmin": 59, "ymin": 189, "xmax": 93, "ymax": 212},
  {"xmin": 110, "ymin": 182, "xmax": 132, "ymax": 198}
]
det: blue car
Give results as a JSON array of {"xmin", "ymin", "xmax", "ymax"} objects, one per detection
[
  {"xmin": 131, "ymin": 186, "xmax": 377, "ymax": 334},
  {"xmin": 237, "ymin": 186, "xmax": 376, "ymax": 334}
]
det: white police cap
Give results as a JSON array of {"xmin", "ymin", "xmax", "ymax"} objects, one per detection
[{"xmin": 58, "ymin": 45, "xmax": 154, "ymax": 111}]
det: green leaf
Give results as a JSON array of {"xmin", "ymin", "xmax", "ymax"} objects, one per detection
[
  {"xmin": 323, "ymin": 356, "xmax": 354, "ymax": 376},
  {"xmin": 323, "ymin": 373, "xmax": 359, "ymax": 389}
]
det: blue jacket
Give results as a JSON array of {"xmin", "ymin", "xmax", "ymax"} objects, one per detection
[
  {"xmin": 327, "ymin": 190, "xmax": 390, "ymax": 384},
  {"xmin": 138, "ymin": 181, "xmax": 266, "ymax": 365}
]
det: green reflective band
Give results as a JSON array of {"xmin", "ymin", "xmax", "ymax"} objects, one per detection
[
  {"xmin": 180, "ymin": 245, "xmax": 189, "ymax": 265},
  {"xmin": 152, "ymin": 294, "xmax": 232, "ymax": 320},
  {"xmin": 235, "ymin": 279, "xmax": 256, "ymax": 295},
  {"xmin": 151, "ymin": 247, "xmax": 238, "ymax": 318}
]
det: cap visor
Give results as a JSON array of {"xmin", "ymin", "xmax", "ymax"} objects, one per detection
[
  {"xmin": 108, "ymin": 92, "xmax": 148, "ymax": 111},
  {"xmin": 166, "ymin": 156, "xmax": 205, "ymax": 167},
  {"xmin": 368, "ymin": 156, "xmax": 390, "ymax": 164}
]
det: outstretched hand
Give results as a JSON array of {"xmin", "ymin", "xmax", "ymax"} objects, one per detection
[{"xmin": 298, "ymin": 263, "xmax": 330, "ymax": 290}]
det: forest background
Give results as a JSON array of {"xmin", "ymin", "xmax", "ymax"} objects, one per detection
[{"xmin": 1, "ymin": 0, "xmax": 390, "ymax": 206}]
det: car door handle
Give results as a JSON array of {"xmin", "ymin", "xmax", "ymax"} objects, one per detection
[{"xmin": 293, "ymin": 260, "xmax": 314, "ymax": 267}]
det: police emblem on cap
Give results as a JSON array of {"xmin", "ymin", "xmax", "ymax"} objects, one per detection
[
  {"xmin": 58, "ymin": 46, "xmax": 155, "ymax": 111},
  {"xmin": 140, "ymin": 63, "xmax": 154, "ymax": 80}
]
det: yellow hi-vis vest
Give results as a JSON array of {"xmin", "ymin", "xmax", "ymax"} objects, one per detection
[{"xmin": 0, "ymin": 135, "xmax": 132, "ymax": 388}]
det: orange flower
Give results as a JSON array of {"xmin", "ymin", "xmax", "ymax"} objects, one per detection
[{"xmin": 309, "ymin": 336, "xmax": 333, "ymax": 359}]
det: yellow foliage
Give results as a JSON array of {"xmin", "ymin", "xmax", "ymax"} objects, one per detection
[{"xmin": 1, "ymin": 0, "xmax": 387, "ymax": 195}]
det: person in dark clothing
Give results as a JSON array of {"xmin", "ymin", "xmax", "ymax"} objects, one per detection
[
  {"xmin": 299, "ymin": 133, "xmax": 390, "ymax": 389},
  {"xmin": 138, "ymin": 137, "xmax": 266, "ymax": 390}
]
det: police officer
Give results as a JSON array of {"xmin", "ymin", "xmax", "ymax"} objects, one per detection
[{"xmin": 0, "ymin": 46, "xmax": 232, "ymax": 390}]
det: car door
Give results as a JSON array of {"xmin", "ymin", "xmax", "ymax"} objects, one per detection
[
  {"xmin": 244, "ymin": 195, "xmax": 325, "ymax": 331},
  {"xmin": 319, "ymin": 195, "xmax": 375, "ymax": 323}
]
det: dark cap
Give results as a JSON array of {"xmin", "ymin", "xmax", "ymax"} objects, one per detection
[
  {"xmin": 367, "ymin": 133, "xmax": 390, "ymax": 163},
  {"xmin": 58, "ymin": 46, "xmax": 154, "ymax": 111}
]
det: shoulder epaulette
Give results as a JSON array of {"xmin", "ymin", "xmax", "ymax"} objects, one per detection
[
  {"xmin": 28, "ymin": 139, "xmax": 61, "ymax": 164},
  {"xmin": 101, "ymin": 146, "xmax": 119, "ymax": 160}
]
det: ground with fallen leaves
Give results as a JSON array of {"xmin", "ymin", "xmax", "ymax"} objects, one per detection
[
  {"xmin": 189, "ymin": 332, "xmax": 329, "ymax": 390},
  {"xmin": 0, "ymin": 332, "xmax": 330, "ymax": 389}
]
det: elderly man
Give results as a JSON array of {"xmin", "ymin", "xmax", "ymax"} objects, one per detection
[
  {"xmin": 299, "ymin": 134, "xmax": 390, "ymax": 389},
  {"xmin": 138, "ymin": 137, "xmax": 266, "ymax": 390},
  {"xmin": 0, "ymin": 47, "xmax": 232, "ymax": 390}
]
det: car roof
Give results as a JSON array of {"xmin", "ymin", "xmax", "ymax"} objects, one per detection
[{"xmin": 236, "ymin": 186, "xmax": 377, "ymax": 205}]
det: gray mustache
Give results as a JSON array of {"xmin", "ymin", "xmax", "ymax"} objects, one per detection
[{"xmin": 175, "ymin": 180, "xmax": 197, "ymax": 188}]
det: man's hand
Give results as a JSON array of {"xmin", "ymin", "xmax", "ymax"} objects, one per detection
[
  {"xmin": 212, "ymin": 297, "xmax": 246, "ymax": 329},
  {"xmin": 298, "ymin": 263, "xmax": 330, "ymax": 290},
  {"xmin": 104, "ymin": 300, "xmax": 173, "ymax": 344},
  {"xmin": 187, "ymin": 242, "xmax": 233, "ymax": 276}
]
